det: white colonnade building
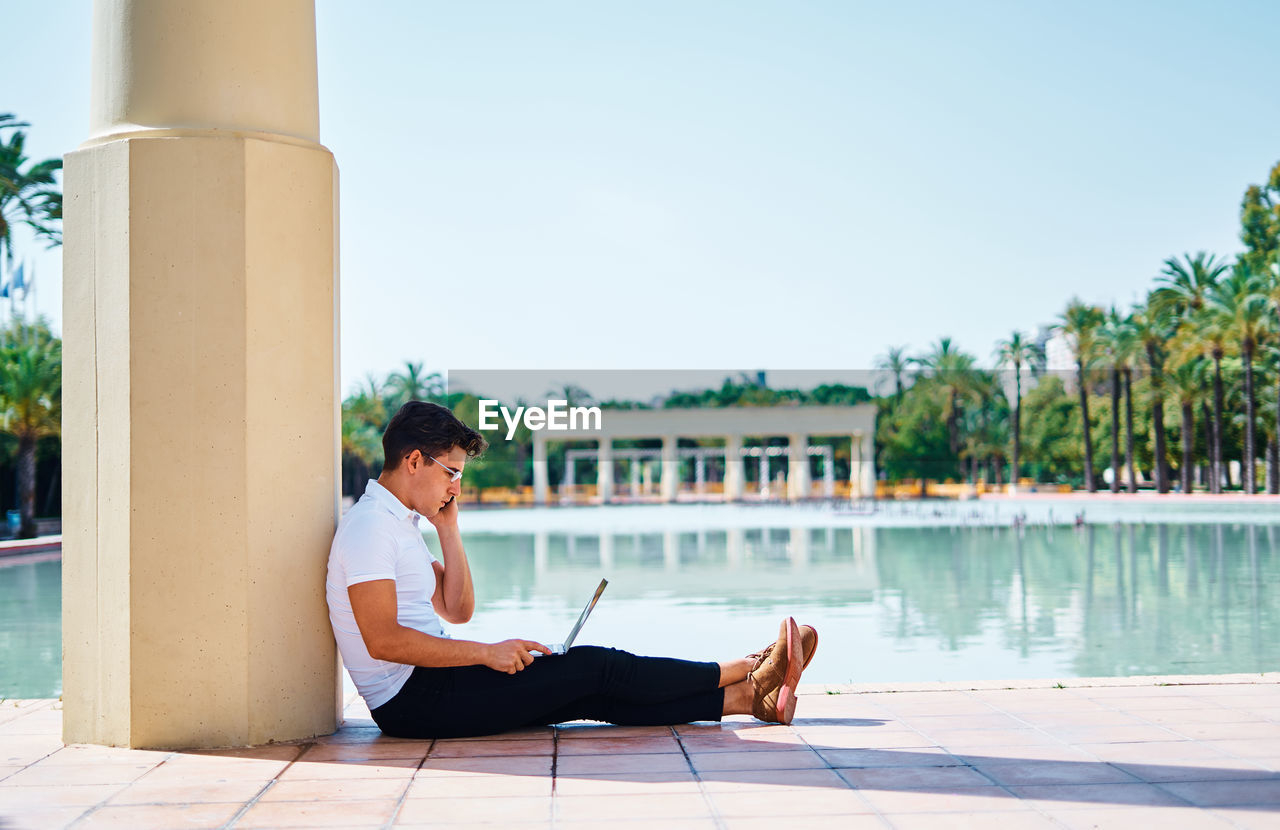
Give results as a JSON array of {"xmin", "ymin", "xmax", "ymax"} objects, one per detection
[{"xmin": 531, "ymin": 405, "xmax": 876, "ymax": 505}]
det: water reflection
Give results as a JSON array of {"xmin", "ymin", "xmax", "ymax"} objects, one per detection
[
  {"xmin": 458, "ymin": 523, "xmax": 1278, "ymax": 684},
  {"xmin": 2, "ymin": 523, "xmax": 1276, "ymax": 696}
]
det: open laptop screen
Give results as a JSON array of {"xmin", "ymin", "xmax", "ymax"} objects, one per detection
[{"xmin": 561, "ymin": 578, "xmax": 608, "ymax": 651}]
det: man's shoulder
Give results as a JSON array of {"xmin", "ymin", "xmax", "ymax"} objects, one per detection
[{"xmin": 333, "ymin": 498, "xmax": 404, "ymax": 552}]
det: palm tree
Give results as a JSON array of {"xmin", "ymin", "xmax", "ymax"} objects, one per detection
[
  {"xmin": 875, "ymin": 346, "xmax": 912, "ymax": 400},
  {"xmin": 993, "ymin": 331, "xmax": 1044, "ymax": 489},
  {"xmin": 1167, "ymin": 358, "xmax": 1209, "ymax": 493},
  {"xmin": 1099, "ymin": 308, "xmax": 1127, "ymax": 493},
  {"xmin": 1151, "ymin": 252, "xmax": 1231, "ymax": 320},
  {"xmin": 916, "ymin": 338, "xmax": 977, "ymax": 460},
  {"xmin": 1132, "ymin": 295, "xmax": 1173, "ymax": 492},
  {"xmin": 341, "ymin": 374, "xmax": 389, "ymax": 492},
  {"xmin": 1206, "ymin": 263, "xmax": 1272, "ymax": 493},
  {"xmin": 1104, "ymin": 309, "xmax": 1143, "ymax": 492},
  {"xmin": 1153, "ymin": 253, "xmax": 1231, "ymax": 491},
  {"xmin": 385, "ymin": 361, "xmax": 443, "ymax": 411},
  {"xmin": 0, "ymin": 320, "xmax": 60, "ymax": 538},
  {"xmin": 0, "ymin": 115, "xmax": 62, "ymax": 267},
  {"xmin": 1169, "ymin": 303, "xmax": 1232, "ymax": 493},
  {"xmin": 1058, "ymin": 300, "xmax": 1105, "ymax": 492}
]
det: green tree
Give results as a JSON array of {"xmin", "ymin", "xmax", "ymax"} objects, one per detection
[
  {"xmin": 340, "ymin": 373, "xmax": 388, "ymax": 495},
  {"xmin": 1058, "ymin": 299, "xmax": 1105, "ymax": 491},
  {"xmin": 1240, "ymin": 161, "xmax": 1280, "ymax": 275},
  {"xmin": 993, "ymin": 331, "xmax": 1044, "ymax": 487},
  {"xmin": 0, "ymin": 115, "xmax": 62, "ymax": 268},
  {"xmin": 384, "ymin": 361, "xmax": 444, "ymax": 412},
  {"xmin": 1166, "ymin": 358, "xmax": 1209, "ymax": 493},
  {"xmin": 875, "ymin": 345, "xmax": 912, "ymax": 400},
  {"xmin": 1159, "ymin": 253, "xmax": 1229, "ymax": 492},
  {"xmin": 1132, "ymin": 294, "xmax": 1173, "ymax": 492},
  {"xmin": 0, "ymin": 318, "xmax": 60, "ymax": 537},
  {"xmin": 1020, "ymin": 375, "xmax": 1082, "ymax": 483},
  {"xmin": 915, "ymin": 337, "xmax": 977, "ymax": 458},
  {"xmin": 1206, "ymin": 263, "xmax": 1272, "ymax": 493}
]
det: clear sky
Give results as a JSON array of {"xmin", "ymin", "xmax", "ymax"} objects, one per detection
[{"xmin": 8, "ymin": 1, "xmax": 1280, "ymax": 395}]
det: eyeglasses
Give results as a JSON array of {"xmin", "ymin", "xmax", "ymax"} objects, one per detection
[{"xmin": 426, "ymin": 454, "xmax": 463, "ymax": 482}]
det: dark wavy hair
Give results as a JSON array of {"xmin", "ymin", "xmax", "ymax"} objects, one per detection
[{"xmin": 381, "ymin": 401, "xmax": 488, "ymax": 472}]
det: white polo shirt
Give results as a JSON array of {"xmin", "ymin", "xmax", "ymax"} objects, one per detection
[{"xmin": 326, "ymin": 479, "xmax": 447, "ymax": 709}]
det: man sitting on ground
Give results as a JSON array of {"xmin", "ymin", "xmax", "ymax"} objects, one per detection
[{"xmin": 325, "ymin": 401, "xmax": 818, "ymax": 738}]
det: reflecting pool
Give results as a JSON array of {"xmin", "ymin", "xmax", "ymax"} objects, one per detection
[{"xmin": 3, "ymin": 521, "xmax": 1277, "ymax": 698}]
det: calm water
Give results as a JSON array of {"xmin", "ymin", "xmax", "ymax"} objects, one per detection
[{"xmin": 3, "ymin": 522, "xmax": 1277, "ymax": 698}]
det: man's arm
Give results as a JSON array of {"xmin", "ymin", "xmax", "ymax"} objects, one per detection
[
  {"xmin": 427, "ymin": 498, "xmax": 475, "ymax": 624},
  {"xmin": 348, "ymin": 579, "xmax": 548, "ymax": 673}
]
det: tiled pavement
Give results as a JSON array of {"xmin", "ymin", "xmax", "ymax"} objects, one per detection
[{"xmin": 2, "ymin": 677, "xmax": 1279, "ymax": 829}]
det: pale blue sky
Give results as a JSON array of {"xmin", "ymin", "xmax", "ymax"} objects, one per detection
[{"xmin": 8, "ymin": 1, "xmax": 1280, "ymax": 394}]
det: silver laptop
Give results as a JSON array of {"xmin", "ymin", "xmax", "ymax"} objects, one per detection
[{"xmin": 535, "ymin": 578, "xmax": 608, "ymax": 656}]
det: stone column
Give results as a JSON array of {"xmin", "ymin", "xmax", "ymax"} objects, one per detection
[
  {"xmin": 822, "ymin": 446, "xmax": 835, "ymax": 498},
  {"xmin": 850, "ymin": 434, "xmax": 864, "ymax": 499},
  {"xmin": 660, "ymin": 435, "xmax": 679, "ymax": 502},
  {"xmin": 857, "ymin": 431, "xmax": 876, "ymax": 498},
  {"xmin": 597, "ymin": 439, "xmax": 614, "ymax": 503},
  {"xmin": 787, "ymin": 433, "xmax": 811, "ymax": 502},
  {"xmin": 64, "ymin": 0, "xmax": 339, "ymax": 749},
  {"xmin": 724, "ymin": 435, "xmax": 745, "ymax": 502},
  {"xmin": 694, "ymin": 453, "xmax": 706, "ymax": 493},
  {"xmin": 533, "ymin": 435, "xmax": 549, "ymax": 505},
  {"xmin": 629, "ymin": 457, "xmax": 641, "ymax": 497}
]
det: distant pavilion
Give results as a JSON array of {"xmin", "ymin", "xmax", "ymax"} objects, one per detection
[{"xmin": 531, "ymin": 405, "xmax": 876, "ymax": 504}]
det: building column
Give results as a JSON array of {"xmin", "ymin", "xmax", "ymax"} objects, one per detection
[
  {"xmin": 563, "ymin": 451, "xmax": 576, "ymax": 488},
  {"xmin": 597, "ymin": 439, "xmax": 614, "ymax": 503},
  {"xmin": 660, "ymin": 435, "xmax": 679, "ymax": 502},
  {"xmin": 724, "ymin": 435, "xmax": 745, "ymax": 501},
  {"xmin": 787, "ymin": 433, "xmax": 810, "ymax": 502},
  {"xmin": 64, "ymin": 0, "xmax": 338, "ymax": 750},
  {"xmin": 850, "ymin": 431, "xmax": 876, "ymax": 498},
  {"xmin": 694, "ymin": 453, "xmax": 706, "ymax": 493},
  {"xmin": 629, "ymin": 457, "xmax": 641, "ymax": 497},
  {"xmin": 533, "ymin": 435, "xmax": 549, "ymax": 505}
]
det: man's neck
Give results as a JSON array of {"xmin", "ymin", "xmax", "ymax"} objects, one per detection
[{"xmin": 376, "ymin": 473, "xmax": 414, "ymax": 514}]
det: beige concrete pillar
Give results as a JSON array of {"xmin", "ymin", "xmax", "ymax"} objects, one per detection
[
  {"xmin": 63, "ymin": 0, "xmax": 339, "ymax": 749},
  {"xmin": 660, "ymin": 435, "xmax": 679, "ymax": 502},
  {"xmin": 787, "ymin": 433, "xmax": 811, "ymax": 502},
  {"xmin": 597, "ymin": 439, "xmax": 614, "ymax": 503},
  {"xmin": 724, "ymin": 435, "xmax": 745, "ymax": 501},
  {"xmin": 532, "ymin": 435, "xmax": 549, "ymax": 505}
]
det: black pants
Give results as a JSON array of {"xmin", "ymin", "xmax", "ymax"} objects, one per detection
[{"xmin": 369, "ymin": 646, "xmax": 725, "ymax": 739}]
